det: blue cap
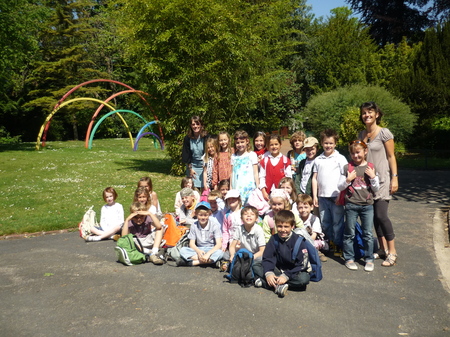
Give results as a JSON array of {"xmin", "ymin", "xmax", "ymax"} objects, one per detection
[{"xmin": 195, "ymin": 201, "xmax": 211, "ymax": 211}]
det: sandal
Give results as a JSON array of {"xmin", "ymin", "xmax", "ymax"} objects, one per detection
[{"xmin": 381, "ymin": 253, "xmax": 397, "ymax": 267}]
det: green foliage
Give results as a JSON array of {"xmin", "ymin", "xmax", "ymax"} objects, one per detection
[
  {"xmin": 297, "ymin": 7, "xmax": 382, "ymax": 103},
  {"xmin": 114, "ymin": 0, "xmax": 307, "ymax": 172},
  {"xmin": 302, "ymin": 84, "xmax": 417, "ymax": 144}
]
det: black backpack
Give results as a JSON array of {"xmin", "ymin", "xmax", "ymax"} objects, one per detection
[{"xmin": 225, "ymin": 248, "xmax": 254, "ymax": 287}]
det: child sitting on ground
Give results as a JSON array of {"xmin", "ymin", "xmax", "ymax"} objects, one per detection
[
  {"xmin": 137, "ymin": 176, "xmax": 160, "ymax": 213},
  {"xmin": 261, "ymin": 189, "xmax": 309, "ymax": 244},
  {"xmin": 221, "ymin": 189, "xmax": 243, "ymax": 257},
  {"xmin": 228, "ymin": 206, "xmax": 265, "ymax": 269},
  {"xmin": 178, "ymin": 187, "xmax": 198, "ymax": 227},
  {"xmin": 119, "ymin": 202, "xmax": 164, "ymax": 265},
  {"xmin": 253, "ymin": 210, "xmax": 311, "ymax": 298},
  {"xmin": 178, "ymin": 201, "xmax": 223, "ymax": 266},
  {"xmin": 296, "ymin": 194, "xmax": 328, "ymax": 262},
  {"xmin": 84, "ymin": 187, "xmax": 124, "ymax": 242},
  {"xmin": 207, "ymin": 189, "xmax": 225, "ymax": 225},
  {"xmin": 174, "ymin": 177, "xmax": 200, "ymax": 218}
]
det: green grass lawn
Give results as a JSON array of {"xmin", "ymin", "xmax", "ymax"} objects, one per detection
[{"xmin": 0, "ymin": 138, "xmax": 180, "ymax": 236}]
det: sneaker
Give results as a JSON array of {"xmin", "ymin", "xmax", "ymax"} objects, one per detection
[
  {"xmin": 318, "ymin": 251, "xmax": 328, "ymax": 262},
  {"xmin": 334, "ymin": 247, "xmax": 343, "ymax": 257},
  {"xmin": 148, "ymin": 254, "xmax": 164, "ymax": 265},
  {"xmin": 219, "ymin": 261, "xmax": 229, "ymax": 272},
  {"xmin": 364, "ymin": 261, "xmax": 374, "ymax": 272},
  {"xmin": 176, "ymin": 258, "xmax": 189, "ymax": 267},
  {"xmin": 115, "ymin": 247, "xmax": 132, "ymax": 266},
  {"xmin": 85, "ymin": 235, "xmax": 100, "ymax": 242},
  {"xmin": 276, "ymin": 284, "xmax": 289, "ymax": 298},
  {"xmin": 254, "ymin": 278, "xmax": 263, "ymax": 288},
  {"xmin": 345, "ymin": 260, "xmax": 358, "ymax": 271}
]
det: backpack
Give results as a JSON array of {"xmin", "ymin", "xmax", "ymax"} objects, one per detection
[
  {"xmin": 353, "ymin": 221, "xmax": 379, "ymax": 260},
  {"xmin": 115, "ymin": 234, "xmax": 146, "ymax": 266},
  {"xmin": 273, "ymin": 234, "xmax": 323, "ymax": 282},
  {"xmin": 225, "ymin": 248, "xmax": 254, "ymax": 287},
  {"xmin": 337, "ymin": 162, "xmax": 375, "ymax": 206},
  {"xmin": 78, "ymin": 206, "xmax": 98, "ymax": 238},
  {"xmin": 166, "ymin": 230, "xmax": 191, "ymax": 262}
]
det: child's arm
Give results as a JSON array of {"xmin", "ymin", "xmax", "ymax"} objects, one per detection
[
  {"xmin": 253, "ymin": 245, "xmax": 265, "ymax": 260},
  {"xmin": 230, "ymin": 164, "xmax": 234, "ymax": 189},
  {"xmin": 202, "ymin": 161, "xmax": 208, "ymax": 189},
  {"xmin": 138, "ymin": 211, "xmax": 162, "ymax": 230},
  {"xmin": 253, "ymin": 162, "xmax": 259, "ymax": 191},
  {"xmin": 151, "ymin": 191, "xmax": 159, "ymax": 208},
  {"xmin": 366, "ymin": 165, "xmax": 380, "ymax": 192},
  {"xmin": 229, "ymin": 239, "xmax": 238, "ymax": 262},
  {"xmin": 201, "ymin": 237, "xmax": 222, "ymax": 263},
  {"xmin": 284, "ymin": 156, "xmax": 293, "ymax": 178},
  {"xmin": 221, "ymin": 216, "xmax": 230, "ymax": 251},
  {"xmin": 312, "ymin": 172, "xmax": 319, "ymax": 207},
  {"xmin": 121, "ymin": 213, "xmax": 137, "ymax": 236}
]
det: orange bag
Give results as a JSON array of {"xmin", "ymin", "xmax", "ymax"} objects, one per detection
[{"xmin": 162, "ymin": 214, "xmax": 189, "ymax": 247}]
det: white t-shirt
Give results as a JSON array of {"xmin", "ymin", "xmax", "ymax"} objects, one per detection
[
  {"xmin": 100, "ymin": 203, "xmax": 124, "ymax": 231},
  {"xmin": 313, "ymin": 150, "xmax": 348, "ymax": 198},
  {"xmin": 232, "ymin": 224, "xmax": 265, "ymax": 257}
]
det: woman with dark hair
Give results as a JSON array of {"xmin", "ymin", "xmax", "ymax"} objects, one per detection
[
  {"xmin": 181, "ymin": 116, "xmax": 208, "ymax": 190},
  {"xmin": 358, "ymin": 102, "xmax": 398, "ymax": 267}
]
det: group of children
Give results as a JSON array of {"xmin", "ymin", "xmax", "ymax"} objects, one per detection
[{"xmin": 82, "ymin": 127, "xmax": 381, "ymax": 297}]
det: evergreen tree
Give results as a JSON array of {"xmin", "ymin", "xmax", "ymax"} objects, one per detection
[
  {"xmin": 297, "ymin": 7, "xmax": 382, "ymax": 103},
  {"xmin": 345, "ymin": 0, "xmax": 431, "ymax": 44},
  {"xmin": 25, "ymin": 0, "xmax": 109, "ymax": 141}
]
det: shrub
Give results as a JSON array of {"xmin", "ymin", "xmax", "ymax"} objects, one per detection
[{"xmin": 301, "ymin": 84, "xmax": 417, "ymax": 144}]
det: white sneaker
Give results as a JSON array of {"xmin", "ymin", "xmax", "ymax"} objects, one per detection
[
  {"xmin": 345, "ymin": 260, "xmax": 358, "ymax": 271},
  {"xmin": 254, "ymin": 278, "xmax": 263, "ymax": 288},
  {"xmin": 364, "ymin": 262, "xmax": 374, "ymax": 272},
  {"xmin": 276, "ymin": 284, "xmax": 288, "ymax": 298}
]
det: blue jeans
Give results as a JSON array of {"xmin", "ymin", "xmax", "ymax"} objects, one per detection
[
  {"xmin": 318, "ymin": 197, "xmax": 345, "ymax": 248},
  {"xmin": 343, "ymin": 203, "xmax": 374, "ymax": 262},
  {"xmin": 180, "ymin": 246, "xmax": 224, "ymax": 263}
]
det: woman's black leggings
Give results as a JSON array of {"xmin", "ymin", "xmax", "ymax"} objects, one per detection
[{"xmin": 373, "ymin": 199, "xmax": 395, "ymax": 241}]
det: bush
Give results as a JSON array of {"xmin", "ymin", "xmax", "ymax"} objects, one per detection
[{"xmin": 301, "ymin": 85, "xmax": 417, "ymax": 144}]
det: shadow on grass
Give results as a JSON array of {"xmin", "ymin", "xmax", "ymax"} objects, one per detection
[
  {"xmin": 395, "ymin": 170, "xmax": 450, "ymax": 204},
  {"xmin": 0, "ymin": 143, "xmax": 37, "ymax": 152},
  {"xmin": 114, "ymin": 158, "xmax": 174, "ymax": 175}
]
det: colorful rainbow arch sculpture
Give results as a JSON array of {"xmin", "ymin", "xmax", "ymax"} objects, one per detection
[
  {"xmin": 134, "ymin": 132, "xmax": 164, "ymax": 151},
  {"xmin": 88, "ymin": 110, "xmax": 150, "ymax": 149},
  {"xmin": 36, "ymin": 79, "xmax": 164, "ymax": 150}
]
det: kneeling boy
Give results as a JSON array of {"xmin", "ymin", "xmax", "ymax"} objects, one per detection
[
  {"xmin": 254, "ymin": 210, "xmax": 310, "ymax": 298},
  {"xmin": 178, "ymin": 201, "xmax": 224, "ymax": 266}
]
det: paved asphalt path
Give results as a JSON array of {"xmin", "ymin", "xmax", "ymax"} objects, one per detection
[{"xmin": 1, "ymin": 169, "xmax": 449, "ymax": 337}]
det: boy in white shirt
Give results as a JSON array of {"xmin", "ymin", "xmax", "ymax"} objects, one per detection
[{"xmin": 312, "ymin": 129, "xmax": 347, "ymax": 256}]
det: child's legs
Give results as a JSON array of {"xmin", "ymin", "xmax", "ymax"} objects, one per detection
[
  {"xmin": 91, "ymin": 225, "xmax": 121, "ymax": 240},
  {"xmin": 359, "ymin": 204, "xmax": 374, "ymax": 262},
  {"xmin": 343, "ymin": 203, "xmax": 358, "ymax": 261},
  {"xmin": 252, "ymin": 259, "xmax": 264, "ymax": 281},
  {"xmin": 287, "ymin": 272, "xmax": 310, "ymax": 290},
  {"xmin": 180, "ymin": 247, "xmax": 197, "ymax": 261},
  {"xmin": 318, "ymin": 197, "xmax": 333, "ymax": 242},
  {"xmin": 202, "ymin": 247, "xmax": 224, "ymax": 263},
  {"xmin": 331, "ymin": 203, "xmax": 345, "ymax": 248}
]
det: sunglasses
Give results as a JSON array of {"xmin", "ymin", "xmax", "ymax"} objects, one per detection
[{"xmin": 349, "ymin": 140, "xmax": 368, "ymax": 148}]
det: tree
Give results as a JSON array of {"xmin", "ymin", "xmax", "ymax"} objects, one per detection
[
  {"xmin": 389, "ymin": 21, "xmax": 450, "ymax": 148},
  {"xmin": 297, "ymin": 7, "xmax": 382, "ymax": 103},
  {"xmin": 24, "ymin": 0, "xmax": 110, "ymax": 141},
  {"xmin": 0, "ymin": 0, "xmax": 51, "ymax": 140},
  {"xmin": 345, "ymin": 0, "xmax": 432, "ymax": 45},
  {"xmin": 114, "ymin": 0, "xmax": 308, "ymax": 173}
]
